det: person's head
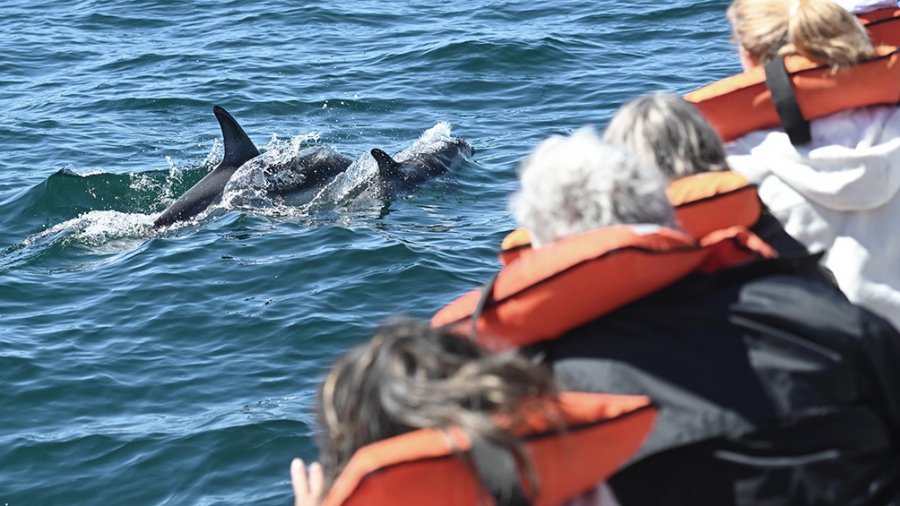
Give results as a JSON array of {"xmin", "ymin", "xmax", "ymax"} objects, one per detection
[
  {"xmin": 603, "ymin": 93, "xmax": 730, "ymax": 180},
  {"xmin": 316, "ymin": 318, "xmax": 557, "ymax": 493},
  {"xmin": 512, "ymin": 126, "xmax": 675, "ymax": 246},
  {"xmin": 727, "ymin": 0, "xmax": 877, "ymax": 70}
]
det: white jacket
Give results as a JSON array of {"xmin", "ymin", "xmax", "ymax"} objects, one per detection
[
  {"xmin": 727, "ymin": 105, "xmax": 900, "ymax": 330},
  {"xmin": 834, "ymin": 0, "xmax": 897, "ymax": 13}
]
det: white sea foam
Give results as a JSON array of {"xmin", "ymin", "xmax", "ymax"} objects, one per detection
[
  {"xmin": 300, "ymin": 122, "xmax": 457, "ymax": 213},
  {"xmin": 22, "ymin": 210, "xmax": 155, "ymax": 250},
  {"xmin": 219, "ymin": 132, "xmax": 323, "ymax": 214}
]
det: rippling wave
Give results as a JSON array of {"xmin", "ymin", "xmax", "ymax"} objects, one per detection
[{"xmin": 0, "ymin": 0, "xmax": 740, "ymax": 503}]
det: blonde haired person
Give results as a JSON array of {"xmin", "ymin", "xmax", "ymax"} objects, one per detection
[
  {"xmin": 727, "ymin": 0, "xmax": 878, "ymax": 70},
  {"xmin": 721, "ymin": 0, "xmax": 900, "ymax": 330}
]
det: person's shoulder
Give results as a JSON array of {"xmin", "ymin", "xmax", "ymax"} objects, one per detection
[
  {"xmin": 811, "ymin": 104, "xmax": 900, "ymax": 143},
  {"xmin": 732, "ymin": 263, "xmax": 898, "ymax": 343}
]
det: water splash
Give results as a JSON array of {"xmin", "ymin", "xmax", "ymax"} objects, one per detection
[
  {"xmin": 22, "ymin": 210, "xmax": 154, "ymax": 250},
  {"xmin": 151, "ymin": 139, "xmax": 224, "ymax": 207},
  {"xmin": 299, "ymin": 122, "xmax": 460, "ymax": 214},
  {"xmin": 402, "ymin": 121, "xmax": 454, "ymax": 156},
  {"xmin": 219, "ymin": 131, "xmax": 325, "ymax": 214},
  {"xmin": 0, "ymin": 210, "xmax": 154, "ymax": 273},
  {"xmin": 298, "ymin": 152, "xmax": 381, "ymax": 214}
]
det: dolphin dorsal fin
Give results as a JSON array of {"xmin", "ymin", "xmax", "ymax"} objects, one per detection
[
  {"xmin": 371, "ymin": 148, "xmax": 401, "ymax": 178},
  {"xmin": 213, "ymin": 106, "xmax": 261, "ymax": 167}
]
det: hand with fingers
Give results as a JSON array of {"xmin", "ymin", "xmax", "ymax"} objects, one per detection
[{"xmin": 291, "ymin": 458, "xmax": 324, "ymax": 506}]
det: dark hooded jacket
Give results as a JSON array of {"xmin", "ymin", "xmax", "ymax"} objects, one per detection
[{"xmin": 535, "ymin": 255, "xmax": 900, "ymax": 506}]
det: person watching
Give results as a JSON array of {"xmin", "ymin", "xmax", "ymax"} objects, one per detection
[
  {"xmin": 291, "ymin": 318, "xmax": 656, "ymax": 506},
  {"xmin": 439, "ymin": 126, "xmax": 900, "ymax": 505}
]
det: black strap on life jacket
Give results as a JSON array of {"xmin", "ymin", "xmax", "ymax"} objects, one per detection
[
  {"xmin": 470, "ymin": 273, "xmax": 498, "ymax": 341},
  {"xmin": 764, "ymin": 56, "xmax": 812, "ymax": 146},
  {"xmin": 469, "ymin": 434, "xmax": 530, "ymax": 506}
]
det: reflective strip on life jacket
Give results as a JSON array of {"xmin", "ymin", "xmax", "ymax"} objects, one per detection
[
  {"xmin": 498, "ymin": 171, "xmax": 762, "ymax": 265},
  {"xmin": 499, "ymin": 228, "xmax": 535, "ymax": 265},
  {"xmin": 685, "ymin": 46, "xmax": 900, "ymax": 143},
  {"xmin": 859, "ymin": 7, "xmax": 900, "ymax": 46},
  {"xmin": 434, "ymin": 224, "xmax": 776, "ymax": 351},
  {"xmin": 321, "ymin": 392, "xmax": 658, "ymax": 506}
]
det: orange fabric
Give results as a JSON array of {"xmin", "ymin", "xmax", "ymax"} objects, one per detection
[
  {"xmin": 498, "ymin": 228, "xmax": 530, "ymax": 265},
  {"xmin": 434, "ymin": 224, "xmax": 775, "ymax": 351},
  {"xmin": 667, "ymin": 171, "xmax": 761, "ymax": 239},
  {"xmin": 498, "ymin": 171, "xmax": 762, "ymax": 265},
  {"xmin": 321, "ymin": 392, "xmax": 658, "ymax": 506},
  {"xmin": 498, "ymin": 228, "xmax": 533, "ymax": 264},
  {"xmin": 859, "ymin": 8, "xmax": 900, "ymax": 46},
  {"xmin": 697, "ymin": 226, "xmax": 777, "ymax": 273},
  {"xmin": 685, "ymin": 46, "xmax": 900, "ymax": 142}
]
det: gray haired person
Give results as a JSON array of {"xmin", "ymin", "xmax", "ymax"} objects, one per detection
[
  {"xmin": 602, "ymin": 92, "xmax": 729, "ymax": 180},
  {"xmin": 603, "ymin": 92, "xmax": 818, "ymax": 260},
  {"xmin": 503, "ymin": 118, "xmax": 900, "ymax": 505},
  {"xmin": 290, "ymin": 318, "xmax": 627, "ymax": 506},
  {"xmin": 512, "ymin": 126, "xmax": 676, "ymax": 246}
]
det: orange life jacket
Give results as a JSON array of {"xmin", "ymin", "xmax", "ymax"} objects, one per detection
[
  {"xmin": 685, "ymin": 45, "xmax": 900, "ymax": 143},
  {"xmin": 321, "ymin": 392, "xmax": 658, "ymax": 506},
  {"xmin": 433, "ymin": 223, "xmax": 776, "ymax": 351},
  {"xmin": 498, "ymin": 171, "xmax": 762, "ymax": 265},
  {"xmin": 859, "ymin": 7, "xmax": 900, "ymax": 46}
]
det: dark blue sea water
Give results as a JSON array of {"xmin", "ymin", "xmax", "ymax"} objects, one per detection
[{"xmin": 0, "ymin": 1, "xmax": 738, "ymax": 503}]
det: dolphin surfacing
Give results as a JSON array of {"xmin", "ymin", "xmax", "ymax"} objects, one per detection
[
  {"xmin": 246, "ymin": 146, "xmax": 355, "ymax": 207},
  {"xmin": 152, "ymin": 106, "xmax": 261, "ymax": 229},
  {"xmin": 152, "ymin": 110, "xmax": 474, "ymax": 226},
  {"xmin": 369, "ymin": 136, "xmax": 474, "ymax": 198}
]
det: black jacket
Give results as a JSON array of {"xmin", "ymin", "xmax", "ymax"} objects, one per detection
[{"xmin": 537, "ymin": 256, "xmax": 900, "ymax": 506}]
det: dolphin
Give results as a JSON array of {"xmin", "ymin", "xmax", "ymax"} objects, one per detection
[
  {"xmin": 369, "ymin": 137, "xmax": 474, "ymax": 198},
  {"xmin": 153, "ymin": 109, "xmax": 471, "ymax": 226},
  {"xmin": 229, "ymin": 145, "xmax": 355, "ymax": 208},
  {"xmin": 152, "ymin": 106, "xmax": 261, "ymax": 228},
  {"xmin": 153, "ymin": 106, "xmax": 356, "ymax": 227}
]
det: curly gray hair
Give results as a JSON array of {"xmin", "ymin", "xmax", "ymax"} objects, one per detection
[{"xmin": 513, "ymin": 126, "xmax": 675, "ymax": 246}]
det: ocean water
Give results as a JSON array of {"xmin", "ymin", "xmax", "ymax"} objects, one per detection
[{"xmin": 0, "ymin": 0, "xmax": 738, "ymax": 504}]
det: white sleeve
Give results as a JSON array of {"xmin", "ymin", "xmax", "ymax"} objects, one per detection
[
  {"xmin": 562, "ymin": 482, "xmax": 621, "ymax": 506},
  {"xmin": 832, "ymin": 0, "xmax": 898, "ymax": 13}
]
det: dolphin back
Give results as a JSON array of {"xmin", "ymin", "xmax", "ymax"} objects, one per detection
[
  {"xmin": 371, "ymin": 148, "xmax": 402, "ymax": 180},
  {"xmin": 370, "ymin": 136, "xmax": 474, "ymax": 197},
  {"xmin": 152, "ymin": 106, "xmax": 261, "ymax": 229}
]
